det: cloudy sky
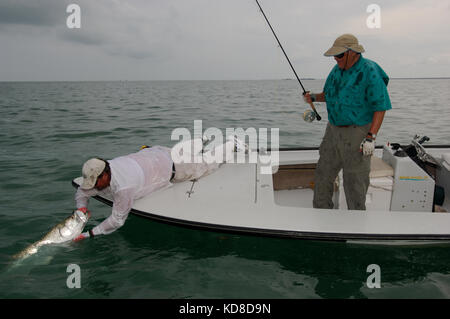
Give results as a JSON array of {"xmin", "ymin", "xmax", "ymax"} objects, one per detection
[{"xmin": 1, "ymin": 0, "xmax": 449, "ymax": 81}]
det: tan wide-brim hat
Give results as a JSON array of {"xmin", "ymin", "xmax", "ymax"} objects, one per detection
[
  {"xmin": 324, "ymin": 34, "xmax": 365, "ymax": 56},
  {"xmin": 81, "ymin": 158, "xmax": 106, "ymax": 190}
]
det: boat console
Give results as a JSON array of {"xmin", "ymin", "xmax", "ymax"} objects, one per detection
[{"xmin": 382, "ymin": 141, "xmax": 435, "ymax": 212}]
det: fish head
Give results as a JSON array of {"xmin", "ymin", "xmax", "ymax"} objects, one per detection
[
  {"xmin": 70, "ymin": 210, "xmax": 90, "ymax": 232},
  {"xmin": 58, "ymin": 210, "xmax": 90, "ymax": 240},
  {"xmin": 65, "ymin": 214, "xmax": 78, "ymax": 227},
  {"xmin": 74, "ymin": 209, "xmax": 90, "ymax": 224}
]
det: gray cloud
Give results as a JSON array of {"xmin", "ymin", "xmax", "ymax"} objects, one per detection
[
  {"xmin": 53, "ymin": 0, "xmax": 182, "ymax": 61},
  {"xmin": 0, "ymin": 0, "xmax": 449, "ymax": 81},
  {"xmin": 0, "ymin": 0, "xmax": 66, "ymax": 27},
  {"xmin": 60, "ymin": 29, "xmax": 105, "ymax": 46}
]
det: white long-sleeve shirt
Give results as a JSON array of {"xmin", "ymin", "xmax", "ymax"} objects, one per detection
[{"xmin": 75, "ymin": 146, "xmax": 173, "ymax": 236}]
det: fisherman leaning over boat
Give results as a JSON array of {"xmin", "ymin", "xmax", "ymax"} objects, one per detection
[
  {"xmin": 72, "ymin": 138, "xmax": 242, "ymax": 241},
  {"xmin": 304, "ymin": 34, "xmax": 392, "ymax": 210}
]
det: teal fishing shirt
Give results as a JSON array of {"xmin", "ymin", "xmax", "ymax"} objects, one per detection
[{"xmin": 323, "ymin": 55, "xmax": 392, "ymax": 126}]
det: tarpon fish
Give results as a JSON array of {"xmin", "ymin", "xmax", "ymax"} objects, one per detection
[{"xmin": 13, "ymin": 210, "xmax": 90, "ymax": 260}]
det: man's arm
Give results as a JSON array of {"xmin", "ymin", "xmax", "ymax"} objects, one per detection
[
  {"xmin": 89, "ymin": 188, "xmax": 135, "ymax": 236},
  {"xmin": 367, "ymin": 111, "xmax": 386, "ymax": 138},
  {"xmin": 360, "ymin": 110, "xmax": 386, "ymax": 156},
  {"xmin": 75, "ymin": 187, "xmax": 98, "ymax": 209}
]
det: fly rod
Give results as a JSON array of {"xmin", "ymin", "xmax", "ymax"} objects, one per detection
[{"xmin": 255, "ymin": 0, "xmax": 321, "ymax": 121}]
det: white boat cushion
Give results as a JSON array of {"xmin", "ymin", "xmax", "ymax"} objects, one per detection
[{"xmin": 370, "ymin": 156, "xmax": 394, "ymax": 178}]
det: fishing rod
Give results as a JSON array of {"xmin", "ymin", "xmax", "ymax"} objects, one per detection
[{"xmin": 255, "ymin": 0, "xmax": 321, "ymax": 121}]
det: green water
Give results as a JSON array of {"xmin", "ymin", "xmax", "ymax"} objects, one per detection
[{"xmin": 1, "ymin": 80, "xmax": 450, "ymax": 298}]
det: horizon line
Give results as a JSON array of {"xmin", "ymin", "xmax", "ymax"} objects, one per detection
[{"xmin": 1, "ymin": 77, "xmax": 449, "ymax": 83}]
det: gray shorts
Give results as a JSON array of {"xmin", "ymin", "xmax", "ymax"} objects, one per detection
[{"xmin": 313, "ymin": 123, "xmax": 372, "ymax": 210}]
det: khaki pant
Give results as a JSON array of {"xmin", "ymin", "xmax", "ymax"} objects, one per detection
[{"xmin": 313, "ymin": 123, "xmax": 372, "ymax": 210}]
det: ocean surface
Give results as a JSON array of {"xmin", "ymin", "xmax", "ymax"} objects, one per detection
[{"xmin": 0, "ymin": 79, "xmax": 449, "ymax": 299}]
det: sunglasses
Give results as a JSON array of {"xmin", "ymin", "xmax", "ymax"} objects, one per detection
[{"xmin": 334, "ymin": 52, "xmax": 346, "ymax": 59}]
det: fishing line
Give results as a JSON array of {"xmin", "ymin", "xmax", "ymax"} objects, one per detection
[{"xmin": 254, "ymin": 0, "xmax": 321, "ymax": 121}]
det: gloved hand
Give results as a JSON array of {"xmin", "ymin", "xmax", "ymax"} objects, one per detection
[
  {"xmin": 73, "ymin": 232, "xmax": 90, "ymax": 242},
  {"xmin": 78, "ymin": 207, "xmax": 88, "ymax": 214},
  {"xmin": 360, "ymin": 138, "xmax": 375, "ymax": 156}
]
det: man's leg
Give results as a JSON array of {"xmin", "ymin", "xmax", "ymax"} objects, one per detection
[
  {"xmin": 172, "ymin": 140, "xmax": 235, "ymax": 182},
  {"xmin": 342, "ymin": 124, "xmax": 372, "ymax": 210},
  {"xmin": 171, "ymin": 138, "xmax": 205, "ymax": 168},
  {"xmin": 202, "ymin": 140, "xmax": 235, "ymax": 165},
  {"xmin": 313, "ymin": 124, "xmax": 342, "ymax": 209}
]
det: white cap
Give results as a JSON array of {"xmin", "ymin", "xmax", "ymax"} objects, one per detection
[{"xmin": 81, "ymin": 158, "xmax": 106, "ymax": 190}]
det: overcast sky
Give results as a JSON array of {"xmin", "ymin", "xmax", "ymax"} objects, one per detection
[{"xmin": 1, "ymin": 0, "xmax": 449, "ymax": 81}]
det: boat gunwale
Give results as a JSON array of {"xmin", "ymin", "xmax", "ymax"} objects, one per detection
[{"xmin": 264, "ymin": 145, "xmax": 450, "ymax": 151}]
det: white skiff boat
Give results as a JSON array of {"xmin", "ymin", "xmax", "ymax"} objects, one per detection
[{"xmin": 72, "ymin": 135, "xmax": 450, "ymax": 245}]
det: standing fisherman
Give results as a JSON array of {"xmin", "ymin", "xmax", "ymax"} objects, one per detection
[{"xmin": 304, "ymin": 34, "xmax": 392, "ymax": 210}]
